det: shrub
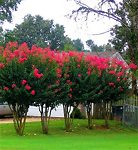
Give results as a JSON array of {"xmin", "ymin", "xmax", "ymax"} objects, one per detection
[{"xmin": 70, "ymin": 107, "xmax": 86, "ymax": 119}]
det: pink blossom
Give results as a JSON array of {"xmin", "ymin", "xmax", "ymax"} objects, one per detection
[
  {"xmin": 18, "ymin": 57, "xmax": 27, "ymax": 63},
  {"xmin": 108, "ymin": 82, "xmax": 115, "ymax": 87},
  {"xmin": 66, "ymin": 80, "xmax": 72, "ymax": 85},
  {"xmin": 66, "ymin": 74, "xmax": 70, "ymax": 78},
  {"xmin": 34, "ymin": 68, "xmax": 43, "ymax": 79},
  {"xmin": 21, "ymin": 80, "xmax": 27, "ymax": 85},
  {"xmin": 117, "ymin": 78, "xmax": 120, "ymax": 82},
  {"xmin": 35, "ymin": 73, "xmax": 43, "ymax": 78},
  {"xmin": 70, "ymin": 88, "xmax": 73, "ymax": 92},
  {"xmin": 9, "ymin": 53, "xmax": 15, "ymax": 60},
  {"xmin": 0, "ymin": 63, "xmax": 5, "ymax": 69},
  {"xmin": 129, "ymin": 63, "xmax": 137, "ymax": 70},
  {"xmin": 78, "ymin": 74, "xmax": 81, "ymax": 78},
  {"xmin": 31, "ymin": 90, "xmax": 35, "ymax": 95},
  {"xmin": 12, "ymin": 84, "xmax": 16, "ymax": 88},
  {"xmin": 87, "ymin": 70, "xmax": 91, "ymax": 76},
  {"xmin": 13, "ymin": 50, "xmax": 20, "ymax": 57},
  {"xmin": 4, "ymin": 86, "xmax": 9, "ymax": 91},
  {"xmin": 77, "ymin": 64, "xmax": 80, "ymax": 68},
  {"xmin": 117, "ymin": 71, "xmax": 124, "ymax": 77},
  {"xmin": 25, "ymin": 84, "xmax": 31, "ymax": 90},
  {"xmin": 108, "ymin": 70, "xmax": 116, "ymax": 75},
  {"xmin": 56, "ymin": 68, "xmax": 62, "ymax": 78}
]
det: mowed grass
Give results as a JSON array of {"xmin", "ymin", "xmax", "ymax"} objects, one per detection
[{"xmin": 0, "ymin": 119, "xmax": 138, "ymax": 150}]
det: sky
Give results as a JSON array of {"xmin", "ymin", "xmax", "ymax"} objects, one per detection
[{"xmin": 3, "ymin": 0, "xmax": 117, "ymax": 47}]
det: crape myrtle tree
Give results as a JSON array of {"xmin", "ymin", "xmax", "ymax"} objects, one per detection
[
  {"xmin": 74, "ymin": 54, "xmax": 130, "ymax": 129},
  {"xmin": 31, "ymin": 48, "xmax": 58, "ymax": 134},
  {"xmin": 0, "ymin": 42, "xmax": 37, "ymax": 135},
  {"xmin": 0, "ymin": 42, "xmax": 59, "ymax": 135},
  {"xmin": 97, "ymin": 58, "xmax": 130, "ymax": 127},
  {"xmin": 53, "ymin": 51, "xmax": 90, "ymax": 131},
  {"xmin": 78, "ymin": 55, "xmax": 104, "ymax": 129},
  {"xmin": 51, "ymin": 51, "xmax": 75, "ymax": 132},
  {"xmin": 64, "ymin": 51, "xmax": 88, "ymax": 130},
  {"xmin": 66, "ymin": 52, "xmax": 102, "ymax": 129}
]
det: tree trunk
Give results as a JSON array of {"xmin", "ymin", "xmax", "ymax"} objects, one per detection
[
  {"xmin": 103, "ymin": 102, "xmax": 111, "ymax": 128},
  {"xmin": 86, "ymin": 103, "xmax": 93, "ymax": 129},
  {"xmin": 63, "ymin": 104, "xmax": 72, "ymax": 132},
  {"xmin": 39, "ymin": 103, "xmax": 51, "ymax": 134},
  {"xmin": 10, "ymin": 103, "xmax": 28, "ymax": 136}
]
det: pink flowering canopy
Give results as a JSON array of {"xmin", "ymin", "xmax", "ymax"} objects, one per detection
[{"xmin": 0, "ymin": 42, "xmax": 133, "ymax": 107}]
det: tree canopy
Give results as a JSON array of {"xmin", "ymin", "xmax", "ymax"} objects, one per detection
[
  {"xmin": 8, "ymin": 14, "xmax": 66, "ymax": 50},
  {"xmin": 0, "ymin": 0, "xmax": 22, "ymax": 23},
  {"xmin": 72, "ymin": 38, "xmax": 84, "ymax": 51}
]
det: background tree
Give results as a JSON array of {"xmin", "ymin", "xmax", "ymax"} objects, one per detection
[
  {"xmin": 9, "ymin": 14, "xmax": 66, "ymax": 50},
  {"xmin": 0, "ymin": 0, "xmax": 22, "ymax": 23},
  {"xmin": 0, "ymin": 29, "xmax": 18, "ymax": 46},
  {"xmin": 0, "ymin": 27, "xmax": 4, "ymax": 45},
  {"xmin": 72, "ymin": 38, "xmax": 84, "ymax": 51},
  {"xmin": 49, "ymin": 23, "xmax": 65, "ymax": 50},
  {"xmin": 63, "ymin": 36, "xmax": 75, "ymax": 51},
  {"xmin": 86, "ymin": 39, "xmax": 104, "ymax": 52}
]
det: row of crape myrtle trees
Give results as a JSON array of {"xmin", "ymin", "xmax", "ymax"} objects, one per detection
[{"xmin": 0, "ymin": 42, "xmax": 137, "ymax": 135}]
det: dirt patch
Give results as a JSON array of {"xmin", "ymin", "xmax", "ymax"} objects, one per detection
[
  {"xmin": 0, "ymin": 117, "xmax": 41, "ymax": 124},
  {"xmin": 94, "ymin": 125, "xmax": 110, "ymax": 130},
  {"xmin": 0, "ymin": 117, "xmax": 63, "ymax": 124}
]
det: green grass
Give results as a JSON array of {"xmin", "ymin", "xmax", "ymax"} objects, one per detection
[{"xmin": 0, "ymin": 119, "xmax": 138, "ymax": 150}]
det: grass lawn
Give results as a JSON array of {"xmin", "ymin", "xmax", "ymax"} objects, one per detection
[{"xmin": 0, "ymin": 119, "xmax": 138, "ymax": 150}]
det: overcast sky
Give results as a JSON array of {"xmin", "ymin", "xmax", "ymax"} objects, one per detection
[{"xmin": 3, "ymin": 0, "xmax": 117, "ymax": 47}]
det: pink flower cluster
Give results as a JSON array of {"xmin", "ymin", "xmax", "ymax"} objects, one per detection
[
  {"xmin": 33, "ymin": 68, "xmax": 43, "ymax": 79},
  {"xmin": 129, "ymin": 63, "xmax": 137, "ymax": 70},
  {"xmin": 1, "ymin": 41, "xmax": 133, "ymax": 100},
  {"xmin": 3, "ymin": 80, "xmax": 36, "ymax": 96},
  {"xmin": 21, "ymin": 80, "xmax": 35, "ymax": 95}
]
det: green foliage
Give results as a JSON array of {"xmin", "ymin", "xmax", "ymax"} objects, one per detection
[
  {"xmin": 0, "ymin": 0, "xmax": 22, "ymax": 23},
  {"xmin": 72, "ymin": 38, "xmax": 84, "ymax": 51},
  {"xmin": 109, "ymin": 1, "xmax": 138, "ymax": 65},
  {"xmin": 70, "ymin": 107, "xmax": 85, "ymax": 119},
  {"xmin": 0, "ymin": 58, "xmax": 33, "ymax": 105},
  {"xmin": 63, "ymin": 37, "xmax": 75, "ymax": 51},
  {"xmin": 0, "ymin": 28, "xmax": 5, "ymax": 46},
  {"xmin": 86, "ymin": 39, "xmax": 103, "ymax": 52},
  {"xmin": 10, "ymin": 14, "xmax": 66, "ymax": 49},
  {"xmin": 49, "ymin": 24, "xmax": 65, "ymax": 50}
]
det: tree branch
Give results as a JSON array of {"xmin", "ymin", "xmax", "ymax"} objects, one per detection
[{"xmin": 71, "ymin": 0, "xmax": 127, "ymax": 26}]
